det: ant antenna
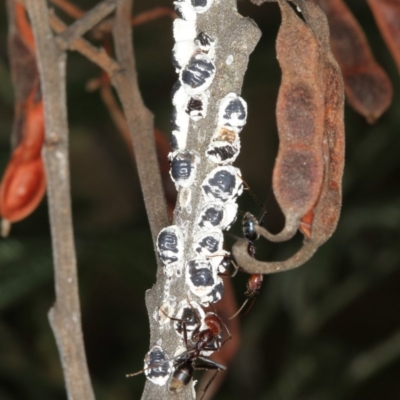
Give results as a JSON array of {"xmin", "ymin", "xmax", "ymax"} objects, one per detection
[
  {"xmin": 226, "ymin": 231, "xmax": 241, "ymax": 241},
  {"xmin": 228, "ymin": 298, "xmax": 249, "ymax": 320},
  {"xmin": 237, "ymin": 174, "xmax": 267, "ymax": 215},
  {"xmin": 126, "ymin": 370, "xmax": 144, "ymax": 378}
]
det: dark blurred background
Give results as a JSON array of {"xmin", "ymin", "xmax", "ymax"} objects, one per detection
[{"xmin": 1, "ymin": 0, "xmax": 400, "ymax": 399}]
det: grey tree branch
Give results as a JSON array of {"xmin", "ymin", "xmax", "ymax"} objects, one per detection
[
  {"xmin": 24, "ymin": 0, "xmax": 95, "ymax": 399},
  {"xmin": 111, "ymin": 0, "xmax": 169, "ymax": 243},
  {"xmin": 141, "ymin": 1, "xmax": 261, "ymax": 399},
  {"xmin": 56, "ymin": 0, "xmax": 123, "ymax": 50},
  {"xmin": 49, "ymin": 2, "xmax": 169, "ymax": 243},
  {"xmin": 49, "ymin": 12, "xmax": 121, "ymax": 75}
]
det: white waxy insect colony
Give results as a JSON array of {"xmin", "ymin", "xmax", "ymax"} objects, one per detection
[{"xmin": 145, "ymin": 0, "xmax": 251, "ymax": 389}]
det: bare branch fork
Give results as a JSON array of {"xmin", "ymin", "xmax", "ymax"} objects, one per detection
[{"xmin": 24, "ymin": 0, "xmax": 168, "ymax": 399}]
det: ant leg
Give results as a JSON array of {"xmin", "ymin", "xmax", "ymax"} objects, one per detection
[
  {"xmin": 187, "ymin": 297, "xmax": 202, "ymax": 327},
  {"xmin": 126, "ymin": 369, "xmax": 146, "ymax": 378},
  {"xmin": 237, "ymin": 174, "xmax": 266, "ymax": 213},
  {"xmin": 159, "ymin": 306, "xmax": 190, "ymax": 347},
  {"xmin": 159, "ymin": 305, "xmax": 181, "ymax": 323},
  {"xmin": 219, "ymin": 318, "xmax": 232, "ymax": 346},
  {"xmin": 198, "ymin": 370, "xmax": 219, "ymax": 400},
  {"xmin": 239, "ymin": 296, "xmax": 257, "ymax": 318},
  {"xmin": 228, "ymin": 298, "xmax": 249, "ymax": 320},
  {"xmin": 197, "ymin": 357, "xmax": 226, "ymax": 370},
  {"xmin": 230, "ymin": 258, "xmax": 240, "ymax": 277},
  {"xmin": 258, "ymin": 210, "xmax": 267, "ymax": 227}
]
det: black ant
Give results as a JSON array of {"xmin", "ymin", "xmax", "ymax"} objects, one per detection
[
  {"xmin": 228, "ymin": 211, "xmax": 264, "ymax": 319},
  {"xmin": 227, "ymin": 175, "xmax": 268, "ymax": 319}
]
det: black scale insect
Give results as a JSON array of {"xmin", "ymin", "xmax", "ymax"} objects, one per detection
[
  {"xmin": 201, "ymin": 166, "xmax": 243, "ymax": 203},
  {"xmin": 194, "ymin": 32, "xmax": 215, "ymax": 54},
  {"xmin": 194, "ymin": 231, "xmax": 223, "ymax": 257},
  {"xmin": 203, "ymin": 279, "xmax": 224, "ymax": 303},
  {"xmin": 185, "ymin": 258, "xmax": 217, "ymax": 299},
  {"xmin": 180, "ymin": 53, "xmax": 216, "ymax": 95},
  {"xmin": 206, "ymin": 143, "xmax": 239, "ymax": 164},
  {"xmin": 169, "ymin": 150, "xmax": 199, "ymax": 188},
  {"xmin": 218, "ymin": 92, "xmax": 247, "ymax": 131},
  {"xmin": 126, "ymin": 344, "xmax": 171, "ymax": 386},
  {"xmin": 190, "ymin": 0, "xmax": 214, "ymax": 13},
  {"xmin": 197, "ymin": 201, "xmax": 238, "ymax": 231},
  {"xmin": 206, "ymin": 93, "xmax": 247, "ymax": 164},
  {"xmin": 186, "ymin": 94, "xmax": 208, "ymax": 121},
  {"xmin": 157, "ymin": 225, "xmax": 184, "ymax": 265}
]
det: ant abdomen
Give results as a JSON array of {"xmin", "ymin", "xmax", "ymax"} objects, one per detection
[
  {"xmin": 169, "ymin": 358, "xmax": 194, "ymax": 393},
  {"xmin": 245, "ymin": 274, "xmax": 263, "ymax": 297},
  {"xmin": 242, "ymin": 212, "xmax": 260, "ymax": 242}
]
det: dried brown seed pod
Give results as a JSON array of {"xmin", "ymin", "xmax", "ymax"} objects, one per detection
[
  {"xmin": 316, "ymin": 0, "xmax": 393, "ymax": 123},
  {"xmin": 233, "ymin": 1, "xmax": 345, "ymax": 274},
  {"xmin": 253, "ymin": 0, "xmax": 325, "ymax": 243},
  {"xmin": 367, "ymin": 0, "xmax": 400, "ymax": 73}
]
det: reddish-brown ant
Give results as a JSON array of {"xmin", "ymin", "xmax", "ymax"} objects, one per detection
[
  {"xmin": 126, "ymin": 307, "xmax": 229, "ymax": 397},
  {"xmin": 163, "ymin": 300, "xmax": 231, "ymax": 396}
]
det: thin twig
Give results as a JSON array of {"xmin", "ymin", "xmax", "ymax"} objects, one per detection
[
  {"xmin": 111, "ymin": 0, "xmax": 169, "ymax": 243},
  {"xmin": 24, "ymin": 0, "xmax": 95, "ymax": 399},
  {"xmin": 49, "ymin": 0, "xmax": 83, "ymax": 19},
  {"xmin": 131, "ymin": 6, "xmax": 176, "ymax": 26},
  {"xmin": 56, "ymin": 0, "xmax": 123, "ymax": 50},
  {"xmin": 50, "ymin": 0, "xmax": 175, "ymax": 36},
  {"xmin": 49, "ymin": 6, "xmax": 169, "ymax": 240},
  {"xmin": 49, "ymin": 12, "xmax": 120, "ymax": 75},
  {"xmin": 99, "ymin": 84, "xmax": 134, "ymax": 154}
]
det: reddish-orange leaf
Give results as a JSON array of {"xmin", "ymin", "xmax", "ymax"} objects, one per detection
[
  {"xmin": 14, "ymin": 2, "xmax": 35, "ymax": 52},
  {"xmin": 0, "ymin": 157, "xmax": 46, "ymax": 223}
]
